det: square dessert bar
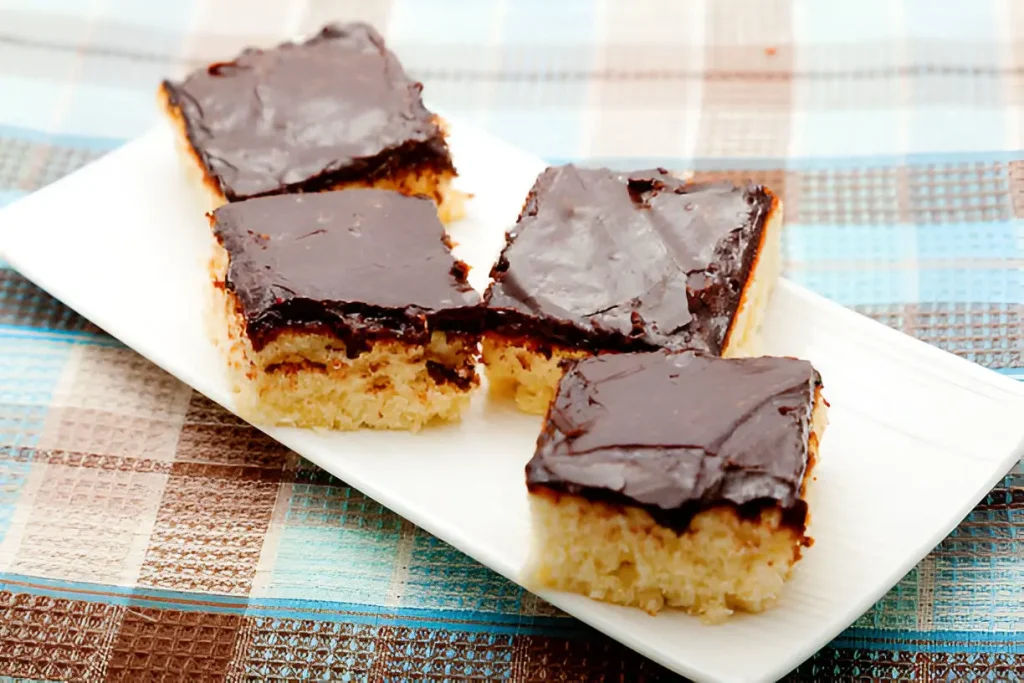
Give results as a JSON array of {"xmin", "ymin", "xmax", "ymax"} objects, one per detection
[
  {"xmin": 160, "ymin": 23, "xmax": 464, "ymax": 223},
  {"xmin": 208, "ymin": 189, "xmax": 483, "ymax": 431},
  {"xmin": 525, "ymin": 351, "xmax": 827, "ymax": 622},
  {"xmin": 482, "ymin": 165, "xmax": 783, "ymax": 413}
]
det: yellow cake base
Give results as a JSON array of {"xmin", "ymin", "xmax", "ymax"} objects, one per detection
[{"xmin": 523, "ymin": 393, "xmax": 827, "ymax": 622}]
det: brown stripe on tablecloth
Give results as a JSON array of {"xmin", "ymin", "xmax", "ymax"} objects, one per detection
[
  {"xmin": 851, "ymin": 303, "xmax": 1024, "ymax": 369},
  {"xmin": 904, "ymin": 162, "xmax": 1014, "ymax": 224},
  {"xmin": 970, "ymin": 485, "xmax": 1024, "ymax": 511},
  {"xmin": 916, "ymin": 652, "xmax": 1024, "ymax": 681},
  {"xmin": 226, "ymin": 618, "xmax": 379, "ymax": 681},
  {"xmin": 0, "ymin": 448, "xmax": 175, "ymax": 472},
  {"xmin": 6, "ymin": 463, "xmax": 168, "ymax": 586},
  {"xmin": 510, "ymin": 633, "xmax": 675, "ymax": 682},
  {"xmin": 3, "ymin": 586, "xmax": 1021, "ymax": 682},
  {"xmin": 0, "ymin": 591, "xmax": 125, "ymax": 682},
  {"xmin": 135, "ymin": 459, "xmax": 282, "ymax": 596},
  {"xmin": 787, "ymin": 648, "xmax": 921, "ymax": 680},
  {"xmin": 105, "ymin": 607, "xmax": 242, "ymax": 682},
  {"xmin": 0, "ymin": 269, "xmax": 98, "ymax": 334},
  {"xmin": 0, "ymin": 136, "xmax": 107, "ymax": 193},
  {"xmin": 791, "ymin": 652, "xmax": 1023, "ymax": 681},
  {"xmin": 935, "ymin": 504, "xmax": 1023, "ymax": 565},
  {"xmin": 37, "ymin": 346, "xmax": 193, "ymax": 461},
  {"xmin": 791, "ymin": 167, "xmax": 905, "ymax": 225},
  {"xmin": 48, "ymin": 345, "xmax": 193, "ymax": 422},
  {"xmin": 176, "ymin": 393, "xmax": 290, "ymax": 469},
  {"xmin": 37, "ymin": 406, "xmax": 185, "ymax": 462},
  {"xmin": 371, "ymin": 627, "xmax": 516, "ymax": 681},
  {"xmin": 690, "ymin": 163, "xmax": 1015, "ymax": 225},
  {"xmin": 787, "ymin": 651, "xmax": 1024, "ymax": 681},
  {"xmin": 1008, "ymin": 161, "xmax": 1024, "ymax": 219},
  {"xmin": 0, "ymin": 444, "xmax": 369, "ymax": 487},
  {"xmin": 695, "ymin": 0, "xmax": 794, "ymax": 165}
]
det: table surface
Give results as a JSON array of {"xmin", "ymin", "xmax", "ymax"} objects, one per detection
[{"xmin": 0, "ymin": 1, "xmax": 1021, "ymax": 681}]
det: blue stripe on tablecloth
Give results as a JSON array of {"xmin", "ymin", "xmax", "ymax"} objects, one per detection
[
  {"xmin": 0, "ymin": 123, "xmax": 125, "ymax": 151},
  {"xmin": 786, "ymin": 222, "xmax": 1022, "ymax": 262},
  {"xmin": 793, "ymin": 0, "xmax": 905, "ymax": 43},
  {"xmin": 0, "ymin": 325, "xmax": 118, "ymax": 347},
  {"xmin": 0, "ymin": 190, "xmax": 25, "ymax": 207},
  {"xmin": 787, "ymin": 268, "xmax": 1021, "ymax": 306},
  {"xmin": 902, "ymin": 0, "xmax": 999, "ymax": 40},
  {"xmin": 1, "ymin": 573, "xmax": 1021, "ymax": 649},
  {"xmin": 498, "ymin": 0, "xmax": 599, "ymax": 44}
]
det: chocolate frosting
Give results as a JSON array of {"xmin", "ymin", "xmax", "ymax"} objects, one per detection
[
  {"xmin": 526, "ymin": 351, "xmax": 819, "ymax": 531},
  {"xmin": 212, "ymin": 190, "xmax": 481, "ymax": 351},
  {"xmin": 484, "ymin": 165, "xmax": 773, "ymax": 354},
  {"xmin": 164, "ymin": 23, "xmax": 453, "ymax": 201}
]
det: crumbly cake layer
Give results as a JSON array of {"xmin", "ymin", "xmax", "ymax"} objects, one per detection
[
  {"xmin": 524, "ymin": 394, "xmax": 827, "ymax": 622},
  {"xmin": 158, "ymin": 82, "xmax": 465, "ymax": 224},
  {"xmin": 481, "ymin": 335, "xmax": 588, "ymax": 414},
  {"xmin": 482, "ymin": 201, "xmax": 783, "ymax": 414},
  {"xmin": 207, "ymin": 239, "xmax": 477, "ymax": 430}
]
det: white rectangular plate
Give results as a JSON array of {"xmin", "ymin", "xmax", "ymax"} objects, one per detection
[{"xmin": 3, "ymin": 120, "xmax": 1023, "ymax": 683}]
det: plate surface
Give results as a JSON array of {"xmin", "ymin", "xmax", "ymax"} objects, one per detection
[{"xmin": 2, "ymin": 121, "xmax": 1023, "ymax": 683}]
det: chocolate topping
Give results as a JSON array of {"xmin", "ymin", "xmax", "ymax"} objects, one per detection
[
  {"xmin": 164, "ymin": 23, "xmax": 453, "ymax": 201},
  {"xmin": 212, "ymin": 190, "xmax": 481, "ymax": 351},
  {"xmin": 526, "ymin": 351, "xmax": 819, "ymax": 532},
  {"xmin": 484, "ymin": 165, "xmax": 773, "ymax": 354}
]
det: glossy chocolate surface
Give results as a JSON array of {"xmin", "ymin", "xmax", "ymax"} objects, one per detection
[
  {"xmin": 484, "ymin": 165, "xmax": 772, "ymax": 354},
  {"xmin": 212, "ymin": 190, "xmax": 481, "ymax": 351},
  {"xmin": 164, "ymin": 23, "xmax": 453, "ymax": 201},
  {"xmin": 526, "ymin": 351, "xmax": 819, "ymax": 531}
]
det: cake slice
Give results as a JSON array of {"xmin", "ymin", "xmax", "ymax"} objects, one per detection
[
  {"xmin": 482, "ymin": 165, "xmax": 782, "ymax": 413},
  {"xmin": 160, "ymin": 23, "xmax": 465, "ymax": 223},
  {"xmin": 524, "ymin": 350, "xmax": 827, "ymax": 622},
  {"xmin": 208, "ymin": 189, "xmax": 483, "ymax": 431}
]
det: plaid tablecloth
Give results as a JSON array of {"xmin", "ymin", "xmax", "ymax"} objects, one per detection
[{"xmin": 0, "ymin": 1, "xmax": 1021, "ymax": 680}]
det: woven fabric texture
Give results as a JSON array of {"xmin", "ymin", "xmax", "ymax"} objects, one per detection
[{"xmin": 0, "ymin": 1, "xmax": 1021, "ymax": 680}]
